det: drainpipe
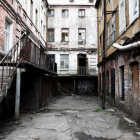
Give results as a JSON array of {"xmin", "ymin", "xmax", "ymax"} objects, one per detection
[
  {"xmin": 113, "ymin": 42, "xmax": 140, "ymax": 51},
  {"xmin": 102, "ymin": 0, "xmax": 106, "ymax": 110}
]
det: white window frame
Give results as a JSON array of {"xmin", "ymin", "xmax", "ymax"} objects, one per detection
[
  {"xmin": 60, "ymin": 54, "xmax": 69, "ymax": 69},
  {"xmin": 62, "ymin": 9, "xmax": 68, "ymax": 18},
  {"xmin": 4, "ymin": 18, "xmax": 13, "ymax": 52},
  {"xmin": 78, "ymin": 9, "xmax": 85, "ymax": 17},
  {"xmin": 129, "ymin": 0, "xmax": 139, "ymax": 24},
  {"xmin": 119, "ymin": 0, "xmax": 126, "ymax": 34},
  {"xmin": 78, "ymin": 29, "xmax": 86, "ymax": 43}
]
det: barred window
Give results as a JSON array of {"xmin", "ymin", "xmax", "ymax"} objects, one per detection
[{"xmin": 60, "ymin": 54, "xmax": 69, "ymax": 69}]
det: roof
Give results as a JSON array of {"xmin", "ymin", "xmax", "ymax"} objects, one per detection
[{"xmin": 95, "ymin": 0, "xmax": 101, "ymax": 8}]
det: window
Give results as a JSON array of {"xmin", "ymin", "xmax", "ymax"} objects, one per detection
[
  {"xmin": 107, "ymin": 15, "xmax": 116, "ymax": 47},
  {"xmin": 48, "ymin": 9, "xmax": 54, "ymax": 17},
  {"xmin": 78, "ymin": 9, "xmax": 85, "ymax": 17},
  {"xmin": 62, "ymin": 9, "xmax": 68, "ymax": 18},
  {"xmin": 89, "ymin": 0, "xmax": 93, "ymax": 3},
  {"xmin": 70, "ymin": 0, "xmax": 74, "ymax": 2},
  {"xmin": 35, "ymin": 9, "xmax": 38, "ymax": 27},
  {"xmin": 129, "ymin": 0, "xmax": 139, "ymax": 24},
  {"xmin": 30, "ymin": 0, "xmax": 33, "ymax": 21},
  {"xmin": 41, "ymin": 20, "xmax": 43, "ymax": 35},
  {"xmin": 78, "ymin": 29, "xmax": 86, "ymax": 43},
  {"xmin": 48, "ymin": 54, "xmax": 55, "ymax": 61},
  {"xmin": 61, "ymin": 29, "xmax": 69, "ymax": 42},
  {"xmin": 48, "ymin": 29, "xmax": 54, "ymax": 42},
  {"xmin": 119, "ymin": 0, "xmax": 126, "ymax": 34},
  {"xmin": 4, "ymin": 19, "xmax": 12, "ymax": 52},
  {"xmin": 100, "ymin": 2, "xmax": 102, "ymax": 18},
  {"xmin": 60, "ymin": 54, "xmax": 69, "ymax": 69}
]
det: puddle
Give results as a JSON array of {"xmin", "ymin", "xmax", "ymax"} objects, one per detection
[{"xmin": 74, "ymin": 132, "xmax": 115, "ymax": 140}]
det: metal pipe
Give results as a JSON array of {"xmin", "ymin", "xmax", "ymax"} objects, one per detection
[{"xmin": 113, "ymin": 41, "xmax": 140, "ymax": 51}]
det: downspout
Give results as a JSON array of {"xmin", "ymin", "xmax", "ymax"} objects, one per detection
[{"xmin": 113, "ymin": 41, "xmax": 140, "ymax": 51}]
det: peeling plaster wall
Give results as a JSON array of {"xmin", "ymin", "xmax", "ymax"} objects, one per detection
[
  {"xmin": 46, "ymin": 4, "xmax": 97, "ymax": 75},
  {"xmin": 98, "ymin": 49, "xmax": 140, "ymax": 115}
]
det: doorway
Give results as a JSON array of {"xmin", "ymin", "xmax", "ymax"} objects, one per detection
[
  {"xmin": 131, "ymin": 62, "xmax": 139, "ymax": 121},
  {"xmin": 77, "ymin": 54, "xmax": 87, "ymax": 75}
]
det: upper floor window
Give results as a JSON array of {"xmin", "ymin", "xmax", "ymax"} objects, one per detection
[
  {"xmin": 78, "ymin": 9, "xmax": 85, "ymax": 17},
  {"xmin": 48, "ymin": 9, "xmax": 54, "ymax": 17},
  {"xmin": 70, "ymin": 0, "xmax": 74, "ymax": 2},
  {"xmin": 119, "ymin": 0, "xmax": 126, "ymax": 34},
  {"xmin": 62, "ymin": 9, "xmax": 68, "ymax": 18},
  {"xmin": 48, "ymin": 29, "xmax": 54, "ymax": 42},
  {"xmin": 129, "ymin": 0, "xmax": 139, "ymax": 24},
  {"xmin": 30, "ymin": 0, "xmax": 33, "ymax": 21},
  {"xmin": 100, "ymin": 2, "xmax": 102, "ymax": 18},
  {"xmin": 89, "ymin": 0, "xmax": 93, "ymax": 3},
  {"xmin": 78, "ymin": 29, "xmax": 86, "ymax": 43},
  {"xmin": 107, "ymin": 15, "xmax": 116, "ymax": 47},
  {"xmin": 61, "ymin": 29, "xmax": 69, "ymax": 42}
]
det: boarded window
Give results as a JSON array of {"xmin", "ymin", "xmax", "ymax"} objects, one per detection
[
  {"xmin": 61, "ymin": 29, "xmax": 69, "ymax": 42},
  {"xmin": 60, "ymin": 54, "xmax": 69, "ymax": 69},
  {"xmin": 78, "ymin": 29, "xmax": 86, "ymax": 43},
  {"xmin": 119, "ymin": 0, "xmax": 126, "ymax": 34},
  {"xmin": 48, "ymin": 9, "xmax": 54, "ymax": 17},
  {"xmin": 78, "ymin": 9, "xmax": 85, "ymax": 17},
  {"xmin": 62, "ymin": 9, "xmax": 68, "ymax": 18},
  {"xmin": 48, "ymin": 29, "xmax": 54, "ymax": 42}
]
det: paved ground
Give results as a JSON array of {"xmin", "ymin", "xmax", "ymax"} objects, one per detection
[{"xmin": 1, "ymin": 95, "xmax": 140, "ymax": 140}]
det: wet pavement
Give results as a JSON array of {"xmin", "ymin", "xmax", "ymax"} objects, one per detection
[{"xmin": 0, "ymin": 95, "xmax": 140, "ymax": 140}]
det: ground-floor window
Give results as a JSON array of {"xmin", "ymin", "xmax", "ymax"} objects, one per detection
[{"xmin": 60, "ymin": 54, "xmax": 69, "ymax": 69}]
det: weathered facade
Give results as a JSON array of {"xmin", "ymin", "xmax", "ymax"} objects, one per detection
[
  {"xmin": 96, "ymin": 0, "xmax": 140, "ymax": 121},
  {"xmin": 46, "ymin": 0, "xmax": 98, "ymax": 95},
  {"xmin": 0, "ymin": 0, "xmax": 58, "ymax": 119}
]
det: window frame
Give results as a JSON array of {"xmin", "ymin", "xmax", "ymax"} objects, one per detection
[
  {"xmin": 78, "ymin": 28, "xmax": 86, "ymax": 44},
  {"xmin": 78, "ymin": 9, "xmax": 85, "ymax": 17},
  {"xmin": 48, "ymin": 9, "xmax": 54, "ymax": 17},
  {"xmin": 62, "ymin": 9, "xmax": 68, "ymax": 18},
  {"xmin": 60, "ymin": 54, "xmax": 69, "ymax": 69},
  {"xmin": 48, "ymin": 29, "xmax": 55, "ymax": 42},
  {"xmin": 129, "ymin": 0, "xmax": 139, "ymax": 24},
  {"xmin": 119, "ymin": 0, "xmax": 126, "ymax": 34},
  {"xmin": 61, "ymin": 28, "xmax": 69, "ymax": 42}
]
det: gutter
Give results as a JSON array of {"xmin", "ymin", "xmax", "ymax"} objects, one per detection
[{"xmin": 113, "ymin": 41, "xmax": 140, "ymax": 51}]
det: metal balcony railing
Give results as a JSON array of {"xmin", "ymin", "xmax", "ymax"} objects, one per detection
[{"xmin": 0, "ymin": 32, "xmax": 57, "ymax": 91}]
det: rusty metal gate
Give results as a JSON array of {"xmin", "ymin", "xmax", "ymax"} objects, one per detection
[
  {"xmin": 131, "ymin": 64, "xmax": 139, "ymax": 121},
  {"xmin": 111, "ymin": 68, "xmax": 115, "ymax": 105}
]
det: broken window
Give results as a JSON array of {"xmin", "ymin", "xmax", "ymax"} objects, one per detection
[
  {"xmin": 78, "ymin": 9, "xmax": 85, "ymax": 17},
  {"xmin": 60, "ymin": 54, "xmax": 69, "ymax": 69},
  {"xmin": 61, "ymin": 29, "xmax": 69, "ymax": 42},
  {"xmin": 48, "ymin": 9, "xmax": 54, "ymax": 17},
  {"xmin": 78, "ymin": 29, "xmax": 86, "ymax": 43},
  {"xmin": 48, "ymin": 29, "xmax": 54, "ymax": 42},
  {"xmin": 62, "ymin": 9, "xmax": 68, "ymax": 18}
]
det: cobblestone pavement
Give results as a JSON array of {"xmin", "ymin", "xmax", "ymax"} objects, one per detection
[{"xmin": 1, "ymin": 96, "xmax": 140, "ymax": 140}]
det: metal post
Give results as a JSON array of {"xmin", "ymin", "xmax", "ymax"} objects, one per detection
[{"xmin": 15, "ymin": 68, "xmax": 21, "ymax": 120}]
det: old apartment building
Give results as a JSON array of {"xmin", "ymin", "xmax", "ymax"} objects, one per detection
[
  {"xmin": 96, "ymin": 0, "xmax": 140, "ymax": 121},
  {"xmin": 0, "ymin": 0, "xmax": 57, "ymax": 119},
  {"xmin": 46, "ymin": 0, "xmax": 98, "ymax": 95}
]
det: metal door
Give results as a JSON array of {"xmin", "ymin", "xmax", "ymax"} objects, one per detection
[
  {"xmin": 111, "ymin": 68, "xmax": 115, "ymax": 104},
  {"xmin": 132, "ymin": 64, "xmax": 139, "ymax": 121}
]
